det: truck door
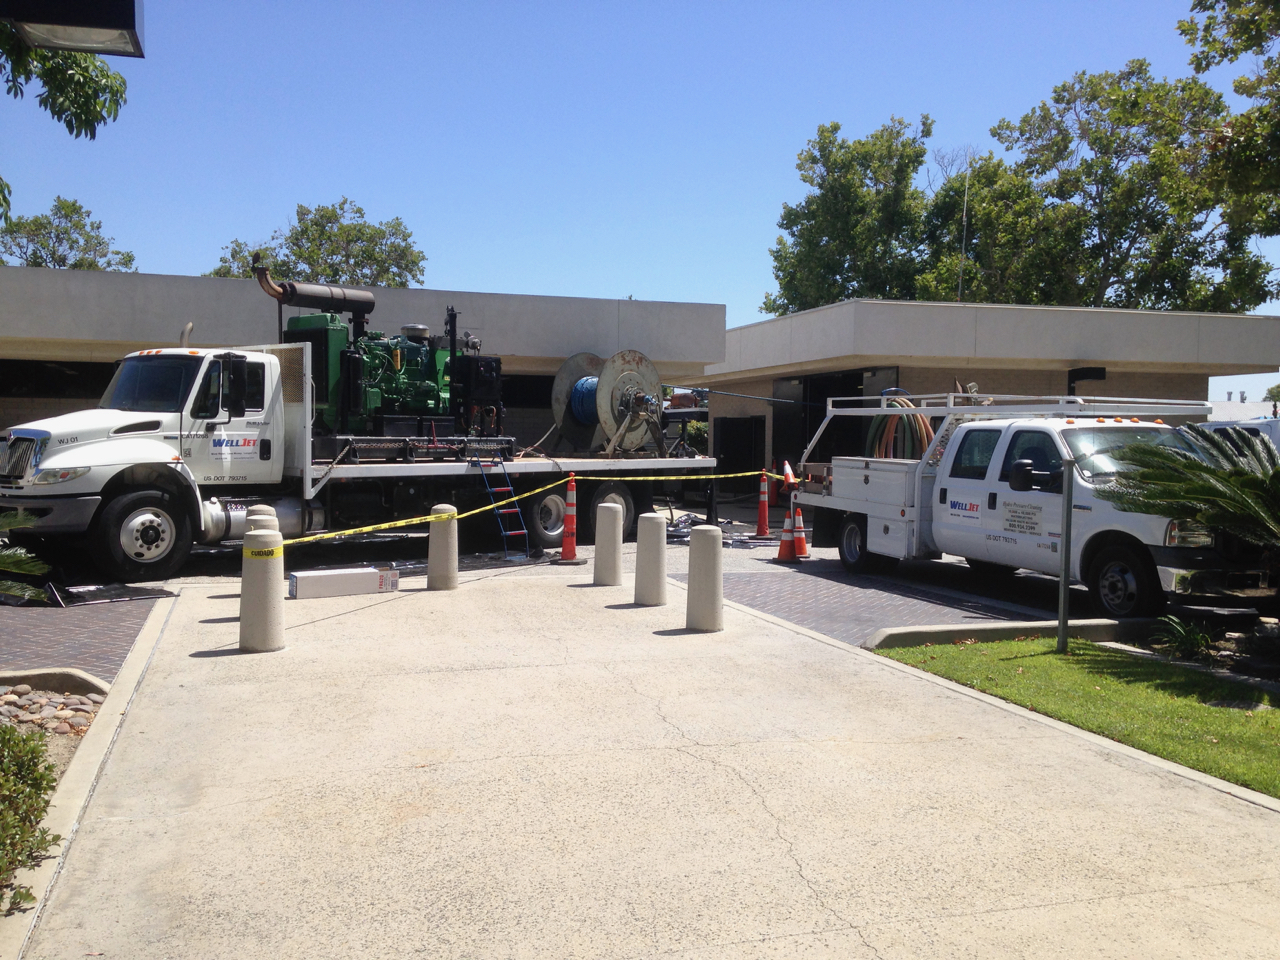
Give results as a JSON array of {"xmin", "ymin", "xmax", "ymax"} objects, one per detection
[
  {"xmin": 932, "ymin": 426, "xmax": 1002, "ymax": 561},
  {"xmin": 989, "ymin": 428, "xmax": 1066, "ymax": 573},
  {"xmin": 185, "ymin": 357, "xmax": 281, "ymax": 485}
]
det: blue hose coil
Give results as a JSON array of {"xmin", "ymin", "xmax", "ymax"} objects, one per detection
[{"xmin": 570, "ymin": 376, "xmax": 599, "ymax": 426}]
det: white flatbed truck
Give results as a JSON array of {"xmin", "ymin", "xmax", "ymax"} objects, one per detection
[
  {"xmin": 794, "ymin": 394, "xmax": 1278, "ymax": 617},
  {"xmin": 0, "ymin": 340, "xmax": 713, "ymax": 582}
]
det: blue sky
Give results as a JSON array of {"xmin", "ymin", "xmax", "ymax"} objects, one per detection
[{"xmin": 3, "ymin": 0, "xmax": 1275, "ymax": 398}]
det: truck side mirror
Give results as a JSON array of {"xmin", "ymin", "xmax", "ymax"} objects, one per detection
[
  {"xmin": 223, "ymin": 356, "xmax": 248, "ymax": 419},
  {"xmin": 1009, "ymin": 460, "xmax": 1034, "ymax": 492}
]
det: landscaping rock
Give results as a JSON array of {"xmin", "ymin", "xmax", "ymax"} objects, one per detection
[
  {"xmin": 67, "ymin": 716, "xmax": 89, "ymax": 728},
  {"xmin": 54, "ymin": 723, "xmax": 70, "ymax": 734},
  {"xmin": 0, "ymin": 706, "xmax": 19, "ymax": 717},
  {"xmin": 53, "ymin": 710, "xmax": 73, "ymax": 720},
  {"xmin": 39, "ymin": 707, "xmax": 57, "ymax": 719},
  {"xmin": 87, "ymin": 693, "xmax": 104, "ymax": 704},
  {"xmin": 67, "ymin": 704, "xmax": 93, "ymax": 713},
  {"xmin": 12, "ymin": 684, "xmax": 31, "ymax": 695}
]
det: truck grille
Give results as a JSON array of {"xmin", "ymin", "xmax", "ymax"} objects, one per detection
[{"xmin": 0, "ymin": 437, "xmax": 36, "ymax": 480}]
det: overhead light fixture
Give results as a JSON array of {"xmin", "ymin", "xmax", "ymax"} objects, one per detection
[{"xmin": 1, "ymin": 0, "xmax": 144, "ymax": 58}]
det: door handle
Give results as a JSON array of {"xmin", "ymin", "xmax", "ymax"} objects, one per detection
[
  {"xmin": 988, "ymin": 492, "xmax": 997, "ymax": 510},
  {"xmin": 939, "ymin": 486, "xmax": 947, "ymax": 505}
]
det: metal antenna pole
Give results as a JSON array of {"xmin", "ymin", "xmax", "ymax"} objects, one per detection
[
  {"xmin": 957, "ymin": 159, "xmax": 971, "ymax": 302},
  {"xmin": 1057, "ymin": 457, "xmax": 1075, "ymax": 654}
]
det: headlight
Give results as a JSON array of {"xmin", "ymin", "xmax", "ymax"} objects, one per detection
[
  {"xmin": 1165, "ymin": 519, "xmax": 1214, "ymax": 548},
  {"xmin": 31, "ymin": 467, "xmax": 90, "ymax": 485}
]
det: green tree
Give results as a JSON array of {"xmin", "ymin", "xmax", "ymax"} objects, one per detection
[
  {"xmin": 989, "ymin": 60, "xmax": 1274, "ymax": 312},
  {"xmin": 1264, "ymin": 382, "xmax": 1280, "ymax": 403},
  {"xmin": 208, "ymin": 198, "xmax": 427, "ymax": 288},
  {"xmin": 0, "ymin": 196, "xmax": 135, "ymax": 270},
  {"xmin": 916, "ymin": 153, "xmax": 1087, "ymax": 304},
  {"xmin": 762, "ymin": 116, "xmax": 934, "ymax": 316},
  {"xmin": 0, "ymin": 24, "xmax": 128, "ymax": 223},
  {"xmin": 1179, "ymin": 0, "xmax": 1280, "ymax": 205}
]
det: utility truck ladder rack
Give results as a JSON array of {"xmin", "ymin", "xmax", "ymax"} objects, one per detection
[{"xmin": 799, "ymin": 393, "xmax": 1212, "ymax": 469}]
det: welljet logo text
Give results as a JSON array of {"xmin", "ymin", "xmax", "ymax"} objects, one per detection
[
  {"xmin": 949, "ymin": 499, "xmax": 980, "ymax": 513},
  {"xmin": 211, "ymin": 438, "xmax": 258, "ymax": 448}
]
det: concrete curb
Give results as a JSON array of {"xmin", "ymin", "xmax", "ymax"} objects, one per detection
[
  {"xmin": 0, "ymin": 668, "xmax": 110, "ymax": 697},
  {"xmin": 714, "ymin": 594, "xmax": 1280, "ymax": 817},
  {"xmin": 0, "ymin": 593, "xmax": 178, "ymax": 960},
  {"xmin": 867, "ymin": 618, "xmax": 1160, "ymax": 649}
]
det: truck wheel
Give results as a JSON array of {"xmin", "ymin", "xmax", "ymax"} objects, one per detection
[
  {"xmin": 524, "ymin": 488, "xmax": 567, "ymax": 549},
  {"xmin": 837, "ymin": 516, "xmax": 871, "ymax": 573},
  {"xmin": 588, "ymin": 481, "xmax": 635, "ymax": 541},
  {"xmin": 1087, "ymin": 543, "xmax": 1165, "ymax": 618},
  {"xmin": 966, "ymin": 558, "xmax": 1018, "ymax": 577},
  {"xmin": 94, "ymin": 490, "xmax": 193, "ymax": 583}
]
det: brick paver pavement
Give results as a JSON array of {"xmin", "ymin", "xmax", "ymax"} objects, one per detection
[
  {"xmin": 676, "ymin": 558, "xmax": 1024, "ymax": 646},
  {"xmin": 0, "ymin": 600, "xmax": 157, "ymax": 683}
]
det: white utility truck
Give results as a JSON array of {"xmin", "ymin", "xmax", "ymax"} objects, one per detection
[
  {"xmin": 795, "ymin": 394, "xmax": 1278, "ymax": 618},
  {"xmin": 0, "ymin": 275, "xmax": 712, "ymax": 582}
]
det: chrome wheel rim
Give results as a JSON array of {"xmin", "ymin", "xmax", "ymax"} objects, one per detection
[
  {"xmin": 841, "ymin": 523, "xmax": 862, "ymax": 564},
  {"xmin": 537, "ymin": 494, "xmax": 566, "ymax": 538},
  {"xmin": 1098, "ymin": 560, "xmax": 1138, "ymax": 614},
  {"xmin": 119, "ymin": 506, "xmax": 176, "ymax": 563}
]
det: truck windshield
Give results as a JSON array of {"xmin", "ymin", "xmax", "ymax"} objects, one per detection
[
  {"xmin": 99, "ymin": 356, "xmax": 204, "ymax": 413},
  {"xmin": 1062, "ymin": 426, "xmax": 1197, "ymax": 484}
]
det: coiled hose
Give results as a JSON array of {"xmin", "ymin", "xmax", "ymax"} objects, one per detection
[{"xmin": 864, "ymin": 397, "xmax": 936, "ymax": 459}]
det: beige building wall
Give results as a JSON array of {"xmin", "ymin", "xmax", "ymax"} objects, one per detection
[
  {"xmin": 898, "ymin": 367, "xmax": 1209, "ymax": 402},
  {"xmin": 705, "ymin": 377, "xmax": 774, "ymax": 465}
]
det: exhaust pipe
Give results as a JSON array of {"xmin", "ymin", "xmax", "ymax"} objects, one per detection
[{"xmin": 179, "ymin": 322, "xmax": 193, "ymax": 348}]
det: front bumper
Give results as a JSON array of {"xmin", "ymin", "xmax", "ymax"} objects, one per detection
[
  {"xmin": 0, "ymin": 494, "xmax": 101, "ymax": 535},
  {"xmin": 1150, "ymin": 545, "xmax": 1278, "ymax": 600}
]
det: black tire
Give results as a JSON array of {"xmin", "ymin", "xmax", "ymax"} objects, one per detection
[
  {"xmin": 94, "ymin": 489, "xmax": 193, "ymax": 583},
  {"xmin": 966, "ymin": 558, "xmax": 1019, "ymax": 577},
  {"xmin": 523, "ymin": 487, "xmax": 567, "ymax": 549},
  {"xmin": 1087, "ymin": 543, "xmax": 1165, "ymax": 618},
  {"xmin": 838, "ymin": 515, "xmax": 872, "ymax": 573},
  {"xmin": 588, "ymin": 481, "xmax": 636, "ymax": 542}
]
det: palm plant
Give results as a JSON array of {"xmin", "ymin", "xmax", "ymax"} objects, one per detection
[
  {"xmin": 0, "ymin": 513, "xmax": 49, "ymax": 603},
  {"xmin": 1096, "ymin": 423, "xmax": 1280, "ymax": 547}
]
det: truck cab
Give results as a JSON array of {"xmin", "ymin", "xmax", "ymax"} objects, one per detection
[{"xmin": 0, "ymin": 347, "xmax": 283, "ymax": 581}]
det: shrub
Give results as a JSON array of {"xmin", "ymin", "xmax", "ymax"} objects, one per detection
[
  {"xmin": 1152, "ymin": 615, "xmax": 1213, "ymax": 659},
  {"xmin": 0, "ymin": 725, "xmax": 62, "ymax": 914}
]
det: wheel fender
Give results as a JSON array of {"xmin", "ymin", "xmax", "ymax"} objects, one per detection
[
  {"xmin": 97, "ymin": 462, "xmax": 204, "ymax": 534},
  {"xmin": 1080, "ymin": 530, "xmax": 1154, "ymax": 583}
]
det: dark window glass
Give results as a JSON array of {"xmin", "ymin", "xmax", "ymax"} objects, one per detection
[
  {"xmin": 245, "ymin": 362, "xmax": 265, "ymax": 411},
  {"xmin": 999, "ymin": 430, "xmax": 1063, "ymax": 481},
  {"xmin": 99, "ymin": 356, "xmax": 203, "ymax": 413},
  {"xmin": 949, "ymin": 429, "xmax": 1001, "ymax": 480},
  {"xmin": 190, "ymin": 361, "xmax": 221, "ymax": 419}
]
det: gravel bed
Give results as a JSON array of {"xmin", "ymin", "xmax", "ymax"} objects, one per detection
[{"xmin": 0, "ymin": 684, "xmax": 103, "ymax": 737}]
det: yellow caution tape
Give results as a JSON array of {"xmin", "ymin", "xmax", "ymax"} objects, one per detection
[
  {"xmin": 282, "ymin": 469, "xmax": 790, "ymax": 547},
  {"xmin": 243, "ymin": 545, "xmax": 284, "ymax": 559}
]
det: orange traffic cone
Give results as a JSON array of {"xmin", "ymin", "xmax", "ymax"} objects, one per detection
[
  {"xmin": 552, "ymin": 473, "xmax": 587, "ymax": 565},
  {"xmin": 756, "ymin": 469, "xmax": 770, "ymax": 536},
  {"xmin": 775, "ymin": 509, "xmax": 797, "ymax": 562},
  {"xmin": 793, "ymin": 505, "xmax": 810, "ymax": 559},
  {"xmin": 782, "ymin": 460, "xmax": 798, "ymax": 490}
]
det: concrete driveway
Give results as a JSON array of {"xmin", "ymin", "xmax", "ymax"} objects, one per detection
[{"xmin": 21, "ymin": 564, "xmax": 1280, "ymax": 959}]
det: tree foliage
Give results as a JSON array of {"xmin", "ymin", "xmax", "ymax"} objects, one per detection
[
  {"xmin": 1096, "ymin": 424, "xmax": 1280, "ymax": 547},
  {"xmin": 0, "ymin": 197, "xmax": 135, "ymax": 271},
  {"xmin": 0, "ymin": 24, "xmax": 128, "ymax": 223},
  {"xmin": 208, "ymin": 198, "xmax": 427, "ymax": 288},
  {"xmin": 763, "ymin": 117, "xmax": 934, "ymax": 315},
  {"xmin": 1180, "ymin": 0, "xmax": 1280, "ymax": 203}
]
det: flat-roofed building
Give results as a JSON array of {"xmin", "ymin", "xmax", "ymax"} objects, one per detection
[{"xmin": 685, "ymin": 298, "xmax": 1280, "ymax": 488}]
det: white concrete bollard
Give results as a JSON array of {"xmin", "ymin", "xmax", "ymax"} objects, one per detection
[
  {"xmin": 246, "ymin": 504, "xmax": 275, "ymax": 525},
  {"xmin": 428, "ymin": 503, "xmax": 459, "ymax": 591},
  {"xmin": 634, "ymin": 513, "xmax": 667, "ymax": 606},
  {"xmin": 594, "ymin": 502, "xmax": 624, "ymax": 586},
  {"xmin": 248, "ymin": 515, "xmax": 279, "ymax": 532},
  {"xmin": 686, "ymin": 525, "xmax": 723, "ymax": 632},
  {"xmin": 240, "ymin": 526, "xmax": 285, "ymax": 652}
]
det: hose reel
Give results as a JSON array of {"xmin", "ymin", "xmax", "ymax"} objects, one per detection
[{"xmin": 550, "ymin": 349, "xmax": 665, "ymax": 454}]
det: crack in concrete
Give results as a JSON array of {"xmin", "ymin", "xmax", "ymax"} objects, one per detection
[{"xmin": 603, "ymin": 663, "xmax": 886, "ymax": 960}]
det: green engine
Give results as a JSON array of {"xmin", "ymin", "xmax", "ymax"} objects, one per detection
[{"xmin": 284, "ymin": 313, "xmax": 452, "ymax": 434}]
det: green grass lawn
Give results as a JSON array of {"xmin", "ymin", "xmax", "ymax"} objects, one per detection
[{"xmin": 877, "ymin": 637, "xmax": 1280, "ymax": 799}]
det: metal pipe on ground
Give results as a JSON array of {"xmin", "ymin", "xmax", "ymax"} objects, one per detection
[
  {"xmin": 428, "ymin": 504, "xmax": 459, "ymax": 591},
  {"xmin": 635, "ymin": 513, "xmax": 667, "ymax": 606},
  {"xmin": 594, "ymin": 502, "xmax": 624, "ymax": 586}
]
